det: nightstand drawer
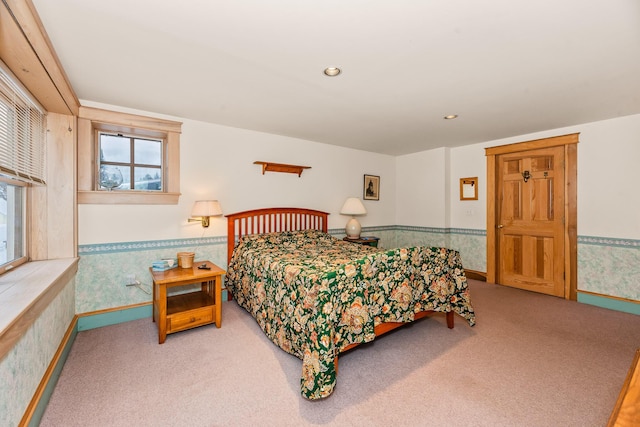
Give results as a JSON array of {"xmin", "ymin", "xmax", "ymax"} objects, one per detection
[{"xmin": 168, "ymin": 307, "xmax": 214, "ymax": 332}]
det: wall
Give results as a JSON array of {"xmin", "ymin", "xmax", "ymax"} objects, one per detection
[
  {"xmin": 446, "ymin": 114, "xmax": 640, "ymax": 240},
  {"xmin": 0, "ymin": 109, "xmax": 77, "ymax": 425},
  {"xmin": 0, "ymin": 276, "xmax": 75, "ymax": 427},
  {"xmin": 395, "ymin": 146, "xmax": 486, "ymax": 271},
  {"xmin": 76, "ymin": 101, "xmax": 640, "ymax": 312},
  {"xmin": 396, "ymin": 147, "xmax": 448, "ymax": 228},
  {"xmin": 76, "ymin": 101, "xmax": 397, "ymax": 313},
  {"xmin": 397, "ymin": 113, "xmax": 640, "ymax": 304}
]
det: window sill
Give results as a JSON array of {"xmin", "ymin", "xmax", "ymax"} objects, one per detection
[
  {"xmin": 78, "ymin": 190, "xmax": 180, "ymax": 205},
  {"xmin": 0, "ymin": 258, "xmax": 79, "ymax": 360}
]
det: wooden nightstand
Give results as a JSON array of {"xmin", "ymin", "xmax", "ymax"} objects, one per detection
[
  {"xmin": 343, "ymin": 236, "xmax": 380, "ymax": 247},
  {"xmin": 150, "ymin": 260, "xmax": 225, "ymax": 344}
]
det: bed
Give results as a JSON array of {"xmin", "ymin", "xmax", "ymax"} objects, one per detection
[{"xmin": 225, "ymin": 207, "xmax": 476, "ymax": 399}]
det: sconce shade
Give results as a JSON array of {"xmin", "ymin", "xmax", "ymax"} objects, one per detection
[
  {"xmin": 340, "ymin": 197, "xmax": 367, "ymax": 239},
  {"xmin": 190, "ymin": 200, "xmax": 223, "ymax": 227},
  {"xmin": 191, "ymin": 200, "xmax": 223, "ymax": 217},
  {"xmin": 340, "ymin": 197, "xmax": 367, "ymax": 216}
]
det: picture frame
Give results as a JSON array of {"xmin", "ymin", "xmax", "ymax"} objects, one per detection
[
  {"xmin": 363, "ymin": 174, "xmax": 380, "ymax": 201},
  {"xmin": 460, "ymin": 177, "xmax": 478, "ymax": 201}
]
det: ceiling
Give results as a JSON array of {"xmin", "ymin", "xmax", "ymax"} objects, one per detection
[{"xmin": 31, "ymin": 0, "xmax": 640, "ymax": 156}]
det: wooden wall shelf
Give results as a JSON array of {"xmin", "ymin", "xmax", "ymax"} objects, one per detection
[{"xmin": 254, "ymin": 161, "xmax": 311, "ymax": 177}]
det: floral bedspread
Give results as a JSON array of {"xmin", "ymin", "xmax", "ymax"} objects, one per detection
[{"xmin": 226, "ymin": 230, "xmax": 476, "ymax": 399}]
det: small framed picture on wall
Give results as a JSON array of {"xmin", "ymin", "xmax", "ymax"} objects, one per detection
[
  {"xmin": 363, "ymin": 174, "xmax": 380, "ymax": 200},
  {"xmin": 460, "ymin": 177, "xmax": 478, "ymax": 200}
]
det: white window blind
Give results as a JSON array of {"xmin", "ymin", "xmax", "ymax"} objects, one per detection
[{"xmin": 0, "ymin": 60, "xmax": 46, "ymax": 185}]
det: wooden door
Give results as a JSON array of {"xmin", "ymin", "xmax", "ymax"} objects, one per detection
[
  {"xmin": 486, "ymin": 133, "xmax": 578, "ymax": 300},
  {"xmin": 497, "ymin": 146, "xmax": 565, "ymax": 296}
]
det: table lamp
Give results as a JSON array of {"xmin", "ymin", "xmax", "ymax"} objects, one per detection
[{"xmin": 340, "ymin": 197, "xmax": 367, "ymax": 239}]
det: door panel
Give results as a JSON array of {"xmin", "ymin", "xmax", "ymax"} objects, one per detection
[{"xmin": 497, "ymin": 146, "xmax": 565, "ymax": 297}]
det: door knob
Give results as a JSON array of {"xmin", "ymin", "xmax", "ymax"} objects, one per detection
[{"xmin": 497, "ymin": 224, "xmax": 504, "ymax": 228}]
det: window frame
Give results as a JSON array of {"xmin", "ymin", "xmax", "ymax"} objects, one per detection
[
  {"xmin": 77, "ymin": 106, "xmax": 182, "ymax": 204},
  {"xmin": 97, "ymin": 131, "xmax": 164, "ymax": 192},
  {"xmin": 0, "ymin": 175, "xmax": 28, "ymax": 274}
]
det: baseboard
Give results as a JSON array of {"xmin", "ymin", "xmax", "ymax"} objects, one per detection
[
  {"xmin": 77, "ymin": 302, "xmax": 152, "ymax": 331},
  {"xmin": 577, "ymin": 290, "xmax": 640, "ymax": 315},
  {"xmin": 20, "ymin": 316, "xmax": 78, "ymax": 427},
  {"xmin": 465, "ymin": 269, "xmax": 487, "ymax": 281}
]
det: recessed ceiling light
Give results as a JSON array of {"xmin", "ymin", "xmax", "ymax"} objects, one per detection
[
  {"xmin": 444, "ymin": 114, "xmax": 458, "ymax": 120},
  {"xmin": 324, "ymin": 67, "xmax": 341, "ymax": 77}
]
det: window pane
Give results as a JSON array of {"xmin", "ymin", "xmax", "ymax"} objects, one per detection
[
  {"xmin": 98, "ymin": 132, "xmax": 163, "ymax": 192},
  {"xmin": 99, "ymin": 165, "xmax": 129, "ymax": 190},
  {"xmin": 134, "ymin": 138, "xmax": 162, "ymax": 166},
  {"xmin": 100, "ymin": 134, "xmax": 130, "ymax": 163},
  {"xmin": 134, "ymin": 167, "xmax": 162, "ymax": 190},
  {"xmin": 0, "ymin": 181, "xmax": 25, "ymax": 265}
]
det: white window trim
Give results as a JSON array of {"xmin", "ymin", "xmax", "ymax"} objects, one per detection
[{"xmin": 77, "ymin": 106, "xmax": 182, "ymax": 204}]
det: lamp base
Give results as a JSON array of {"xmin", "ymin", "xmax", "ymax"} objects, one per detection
[{"xmin": 345, "ymin": 217, "xmax": 361, "ymax": 239}]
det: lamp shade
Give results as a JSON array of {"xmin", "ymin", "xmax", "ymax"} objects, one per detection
[
  {"xmin": 191, "ymin": 200, "xmax": 223, "ymax": 217},
  {"xmin": 340, "ymin": 197, "xmax": 367, "ymax": 216}
]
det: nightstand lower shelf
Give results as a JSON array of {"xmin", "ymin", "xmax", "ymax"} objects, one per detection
[{"xmin": 166, "ymin": 291, "xmax": 215, "ymax": 333}]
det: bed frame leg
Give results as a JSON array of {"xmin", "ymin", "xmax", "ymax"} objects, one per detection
[{"xmin": 446, "ymin": 311, "xmax": 454, "ymax": 329}]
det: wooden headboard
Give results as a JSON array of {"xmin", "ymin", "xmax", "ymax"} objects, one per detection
[{"xmin": 226, "ymin": 207, "xmax": 329, "ymax": 263}]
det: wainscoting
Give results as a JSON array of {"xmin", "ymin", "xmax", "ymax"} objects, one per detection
[{"xmin": 76, "ymin": 228, "xmax": 639, "ymax": 317}]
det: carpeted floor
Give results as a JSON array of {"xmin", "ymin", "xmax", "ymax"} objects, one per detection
[{"xmin": 39, "ymin": 280, "xmax": 640, "ymax": 426}]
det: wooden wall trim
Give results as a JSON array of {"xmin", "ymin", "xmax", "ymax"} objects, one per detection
[
  {"xmin": 485, "ymin": 133, "xmax": 579, "ymax": 156},
  {"xmin": 565, "ymin": 143, "xmax": 578, "ymax": 300},
  {"xmin": 1, "ymin": 0, "xmax": 79, "ymax": 115},
  {"xmin": 29, "ymin": 113, "xmax": 77, "ymax": 260},
  {"xmin": 78, "ymin": 106, "xmax": 183, "ymax": 134},
  {"xmin": 486, "ymin": 153, "xmax": 497, "ymax": 283}
]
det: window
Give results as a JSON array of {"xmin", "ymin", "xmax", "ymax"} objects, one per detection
[
  {"xmin": 0, "ymin": 60, "xmax": 46, "ymax": 273},
  {"xmin": 98, "ymin": 132, "xmax": 163, "ymax": 191},
  {"xmin": 0, "ymin": 177, "xmax": 26, "ymax": 272},
  {"xmin": 77, "ymin": 106, "xmax": 182, "ymax": 204}
]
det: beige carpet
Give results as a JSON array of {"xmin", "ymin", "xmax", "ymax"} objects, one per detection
[{"xmin": 40, "ymin": 280, "xmax": 640, "ymax": 426}]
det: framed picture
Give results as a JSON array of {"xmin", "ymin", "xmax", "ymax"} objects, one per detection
[
  {"xmin": 363, "ymin": 174, "xmax": 380, "ymax": 200},
  {"xmin": 460, "ymin": 177, "xmax": 478, "ymax": 200}
]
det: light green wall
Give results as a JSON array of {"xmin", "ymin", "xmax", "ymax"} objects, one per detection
[
  {"xmin": 76, "ymin": 226, "xmax": 639, "ymax": 315},
  {"xmin": 0, "ymin": 277, "xmax": 75, "ymax": 427},
  {"xmin": 578, "ymin": 237, "xmax": 640, "ymax": 302},
  {"xmin": 76, "ymin": 237, "xmax": 228, "ymax": 313}
]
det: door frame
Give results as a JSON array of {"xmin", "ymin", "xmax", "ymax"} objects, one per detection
[{"xmin": 485, "ymin": 133, "xmax": 578, "ymax": 300}]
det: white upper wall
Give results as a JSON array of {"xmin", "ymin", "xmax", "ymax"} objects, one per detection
[
  {"xmin": 79, "ymin": 99, "xmax": 640, "ymax": 243},
  {"xmin": 575, "ymin": 114, "xmax": 640, "ymax": 238},
  {"xmin": 78, "ymin": 101, "xmax": 396, "ymax": 245},
  {"xmin": 395, "ymin": 147, "xmax": 448, "ymax": 228},
  {"xmin": 449, "ymin": 144, "xmax": 486, "ymax": 229},
  {"xmin": 447, "ymin": 113, "xmax": 640, "ymax": 239}
]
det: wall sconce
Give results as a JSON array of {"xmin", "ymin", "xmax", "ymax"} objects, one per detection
[
  {"xmin": 188, "ymin": 200, "xmax": 223, "ymax": 227},
  {"xmin": 340, "ymin": 197, "xmax": 367, "ymax": 239}
]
